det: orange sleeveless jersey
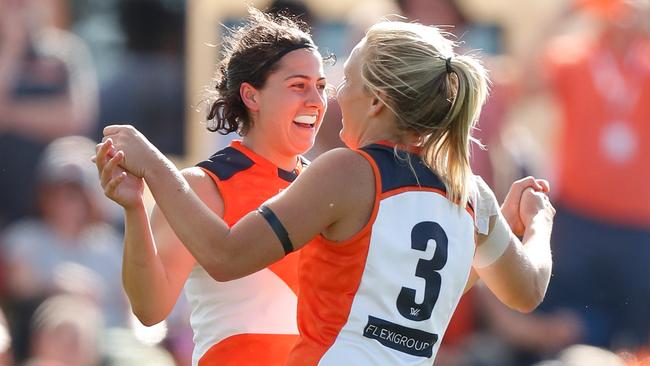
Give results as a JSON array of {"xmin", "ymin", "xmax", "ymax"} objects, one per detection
[{"xmin": 185, "ymin": 140, "xmax": 307, "ymax": 366}]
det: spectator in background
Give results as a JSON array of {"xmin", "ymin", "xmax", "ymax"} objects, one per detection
[
  {"xmin": 97, "ymin": 0, "xmax": 185, "ymax": 156},
  {"xmin": 532, "ymin": 344, "xmax": 626, "ymax": 366},
  {"xmin": 397, "ymin": 0, "xmax": 468, "ymax": 32},
  {"xmin": 538, "ymin": 0, "xmax": 650, "ymax": 351},
  {"xmin": 0, "ymin": 135, "xmax": 126, "ymax": 363},
  {"xmin": 0, "ymin": 309, "xmax": 12, "ymax": 366},
  {"xmin": 25, "ymin": 294, "xmax": 176, "ymax": 366},
  {"xmin": 24, "ymin": 295, "xmax": 103, "ymax": 366},
  {"xmin": 0, "ymin": 0, "xmax": 98, "ymax": 228}
]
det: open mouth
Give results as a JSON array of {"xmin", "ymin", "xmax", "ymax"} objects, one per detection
[{"xmin": 293, "ymin": 114, "xmax": 317, "ymax": 129}]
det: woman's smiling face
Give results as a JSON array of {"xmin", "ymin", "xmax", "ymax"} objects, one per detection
[{"xmin": 251, "ymin": 48, "xmax": 328, "ymax": 156}]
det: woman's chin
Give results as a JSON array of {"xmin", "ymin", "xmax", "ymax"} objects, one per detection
[{"xmin": 291, "ymin": 139, "xmax": 316, "ymax": 156}]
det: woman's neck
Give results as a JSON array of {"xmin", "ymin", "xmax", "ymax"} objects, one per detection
[
  {"xmin": 240, "ymin": 136, "xmax": 299, "ymax": 172},
  {"xmin": 356, "ymin": 116, "xmax": 420, "ymax": 149}
]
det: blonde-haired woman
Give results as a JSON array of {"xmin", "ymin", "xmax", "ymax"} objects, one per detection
[{"xmin": 97, "ymin": 20, "xmax": 554, "ymax": 365}]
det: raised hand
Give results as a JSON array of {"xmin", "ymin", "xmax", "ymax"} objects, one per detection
[
  {"xmin": 101, "ymin": 125, "xmax": 163, "ymax": 178},
  {"xmin": 519, "ymin": 187, "xmax": 555, "ymax": 229},
  {"xmin": 501, "ymin": 177, "xmax": 549, "ymax": 236},
  {"xmin": 95, "ymin": 139, "xmax": 144, "ymax": 209}
]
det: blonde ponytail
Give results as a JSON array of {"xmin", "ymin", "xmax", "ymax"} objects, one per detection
[
  {"xmin": 360, "ymin": 22, "xmax": 489, "ymax": 207},
  {"xmin": 421, "ymin": 54, "xmax": 488, "ymax": 206}
]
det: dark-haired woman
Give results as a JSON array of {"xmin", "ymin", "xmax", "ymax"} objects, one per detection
[{"xmin": 97, "ymin": 9, "xmax": 328, "ymax": 366}]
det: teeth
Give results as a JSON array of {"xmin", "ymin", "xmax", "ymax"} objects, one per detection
[{"xmin": 294, "ymin": 115, "xmax": 317, "ymax": 125}]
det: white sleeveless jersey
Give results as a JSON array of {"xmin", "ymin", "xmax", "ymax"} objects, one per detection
[
  {"xmin": 289, "ymin": 143, "xmax": 475, "ymax": 365},
  {"xmin": 183, "ymin": 265, "xmax": 298, "ymax": 365}
]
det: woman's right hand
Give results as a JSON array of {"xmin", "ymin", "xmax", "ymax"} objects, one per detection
[
  {"xmin": 102, "ymin": 125, "xmax": 164, "ymax": 179},
  {"xmin": 519, "ymin": 187, "xmax": 555, "ymax": 229},
  {"xmin": 501, "ymin": 177, "xmax": 550, "ymax": 236},
  {"xmin": 95, "ymin": 139, "xmax": 144, "ymax": 209}
]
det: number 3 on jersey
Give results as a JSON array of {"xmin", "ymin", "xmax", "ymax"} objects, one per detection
[{"xmin": 396, "ymin": 221, "xmax": 448, "ymax": 321}]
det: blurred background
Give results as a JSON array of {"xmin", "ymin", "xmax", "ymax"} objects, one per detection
[{"xmin": 0, "ymin": 0, "xmax": 648, "ymax": 365}]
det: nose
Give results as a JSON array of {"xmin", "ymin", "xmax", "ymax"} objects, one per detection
[{"xmin": 305, "ymin": 84, "xmax": 326, "ymax": 109}]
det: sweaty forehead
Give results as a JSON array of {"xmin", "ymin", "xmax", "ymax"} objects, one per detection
[{"xmin": 274, "ymin": 48, "xmax": 325, "ymax": 78}]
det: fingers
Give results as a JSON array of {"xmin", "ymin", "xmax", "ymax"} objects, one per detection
[
  {"xmin": 536, "ymin": 179, "xmax": 551, "ymax": 193},
  {"xmin": 511, "ymin": 176, "xmax": 552, "ymax": 198},
  {"xmin": 104, "ymin": 171, "xmax": 127, "ymax": 198},
  {"xmin": 103, "ymin": 124, "xmax": 137, "ymax": 142},
  {"xmin": 522, "ymin": 187, "xmax": 554, "ymax": 212},
  {"xmin": 518, "ymin": 183, "xmax": 556, "ymax": 230},
  {"xmin": 96, "ymin": 148, "xmax": 131, "ymax": 202},
  {"xmin": 100, "ymin": 150, "xmax": 125, "ymax": 189},
  {"xmin": 95, "ymin": 138, "xmax": 115, "ymax": 174},
  {"xmin": 521, "ymin": 187, "xmax": 547, "ymax": 211},
  {"xmin": 103, "ymin": 125, "xmax": 118, "ymax": 136},
  {"xmin": 524, "ymin": 187, "xmax": 549, "ymax": 201},
  {"xmin": 514, "ymin": 176, "xmax": 543, "ymax": 191},
  {"xmin": 522, "ymin": 186, "xmax": 539, "ymax": 199},
  {"xmin": 505, "ymin": 177, "xmax": 540, "ymax": 212},
  {"xmin": 523, "ymin": 186, "xmax": 551, "ymax": 201},
  {"xmin": 103, "ymin": 124, "xmax": 128, "ymax": 137}
]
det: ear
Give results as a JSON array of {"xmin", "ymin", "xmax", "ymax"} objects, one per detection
[
  {"xmin": 240, "ymin": 82, "xmax": 260, "ymax": 111},
  {"xmin": 368, "ymin": 93, "xmax": 385, "ymax": 117}
]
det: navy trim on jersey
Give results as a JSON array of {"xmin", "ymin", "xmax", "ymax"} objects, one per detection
[
  {"xmin": 360, "ymin": 144, "xmax": 447, "ymax": 194},
  {"xmin": 196, "ymin": 146, "xmax": 254, "ymax": 181},
  {"xmin": 277, "ymin": 168, "xmax": 299, "ymax": 183},
  {"xmin": 277, "ymin": 156, "xmax": 310, "ymax": 183}
]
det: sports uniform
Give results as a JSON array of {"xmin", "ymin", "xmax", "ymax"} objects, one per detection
[
  {"xmin": 185, "ymin": 140, "xmax": 307, "ymax": 366},
  {"xmin": 286, "ymin": 143, "xmax": 475, "ymax": 365}
]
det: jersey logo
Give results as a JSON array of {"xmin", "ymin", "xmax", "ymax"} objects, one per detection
[
  {"xmin": 410, "ymin": 308, "xmax": 421, "ymax": 317},
  {"xmin": 363, "ymin": 315, "xmax": 437, "ymax": 358}
]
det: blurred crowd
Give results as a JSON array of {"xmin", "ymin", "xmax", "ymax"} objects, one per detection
[{"xmin": 0, "ymin": 0, "xmax": 648, "ymax": 365}]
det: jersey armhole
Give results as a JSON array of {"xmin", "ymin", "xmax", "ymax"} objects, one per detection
[
  {"xmin": 318, "ymin": 149, "xmax": 382, "ymax": 247},
  {"xmin": 197, "ymin": 166, "xmax": 229, "ymax": 225}
]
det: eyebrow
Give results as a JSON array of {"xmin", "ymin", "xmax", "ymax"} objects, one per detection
[{"xmin": 284, "ymin": 74, "xmax": 327, "ymax": 81}]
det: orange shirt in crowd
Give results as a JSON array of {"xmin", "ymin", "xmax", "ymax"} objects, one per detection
[{"xmin": 544, "ymin": 34, "xmax": 650, "ymax": 227}]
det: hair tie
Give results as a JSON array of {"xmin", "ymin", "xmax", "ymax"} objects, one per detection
[{"xmin": 445, "ymin": 57, "xmax": 453, "ymax": 74}]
